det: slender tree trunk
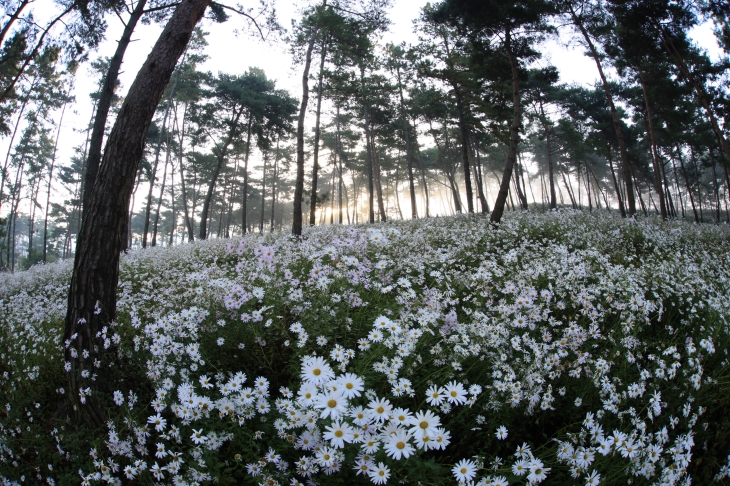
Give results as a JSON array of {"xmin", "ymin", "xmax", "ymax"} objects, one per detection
[
  {"xmin": 372, "ymin": 135, "xmax": 387, "ymax": 222},
  {"xmin": 199, "ymin": 110, "xmax": 244, "ymax": 240},
  {"xmin": 151, "ymin": 141, "xmax": 171, "ymax": 246},
  {"xmin": 168, "ymin": 159, "xmax": 176, "ymax": 245},
  {"xmin": 0, "ymin": 0, "xmax": 30, "ymax": 47},
  {"xmin": 0, "ymin": 3, "xmax": 75, "ymax": 105},
  {"xmin": 293, "ymin": 0, "xmax": 326, "ymax": 237},
  {"xmin": 0, "ymin": 74, "xmax": 39, "ymax": 213},
  {"xmin": 43, "ymin": 102, "xmax": 67, "ymax": 262},
  {"xmin": 638, "ymin": 69, "xmax": 667, "ymax": 220},
  {"xmin": 309, "ymin": 42, "xmax": 327, "ymax": 226},
  {"xmin": 335, "ymin": 105, "xmax": 344, "ymax": 224},
  {"xmin": 491, "ymin": 27, "xmax": 522, "ymax": 225},
  {"xmin": 605, "ymin": 144, "xmax": 625, "ymax": 216},
  {"xmin": 661, "ymin": 32, "xmax": 730, "ymax": 164},
  {"xmin": 677, "ymin": 144, "xmax": 699, "ymax": 222},
  {"xmin": 176, "ymin": 103, "xmax": 194, "ymax": 241},
  {"xmin": 395, "ymin": 65, "xmax": 417, "ymax": 219},
  {"xmin": 561, "ymin": 170, "xmax": 577, "ymax": 209},
  {"xmin": 143, "ymin": 68, "xmax": 181, "ymax": 247},
  {"xmin": 571, "ymin": 7, "xmax": 635, "ymax": 216},
  {"xmin": 63, "ymin": 0, "xmax": 212, "ymax": 427},
  {"xmin": 241, "ymin": 119, "xmax": 252, "ymax": 234},
  {"xmin": 539, "ymin": 98, "xmax": 557, "ymax": 209},
  {"xmin": 260, "ymin": 149, "xmax": 268, "ymax": 232},
  {"xmin": 362, "ymin": 70, "xmax": 375, "ymax": 224},
  {"xmin": 82, "ymin": 0, "xmax": 148, "ymax": 215},
  {"xmin": 470, "ymin": 132, "xmax": 488, "ymax": 212}
]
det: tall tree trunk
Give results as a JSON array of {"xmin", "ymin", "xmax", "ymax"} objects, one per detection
[
  {"xmin": 676, "ymin": 144, "xmax": 699, "ymax": 222},
  {"xmin": 491, "ymin": 27, "xmax": 522, "ymax": 225},
  {"xmin": 199, "ymin": 110, "xmax": 244, "ymax": 239},
  {"xmin": 151, "ymin": 141, "xmax": 171, "ymax": 246},
  {"xmin": 661, "ymin": 32, "xmax": 730, "ymax": 164},
  {"xmin": 335, "ymin": 105, "xmax": 344, "ymax": 224},
  {"xmin": 441, "ymin": 33, "xmax": 474, "ymax": 214},
  {"xmin": 82, "ymin": 0, "xmax": 148, "ymax": 215},
  {"xmin": 260, "ymin": 149, "xmax": 268, "ymax": 232},
  {"xmin": 309, "ymin": 42, "xmax": 327, "ymax": 226},
  {"xmin": 362, "ymin": 70, "xmax": 375, "ymax": 224},
  {"xmin": 43, "ymin": 102, "xmax": 67, "ymax": 262},
  {"xmin": 241, "ymin": 119, "xmax": 252, "ymax": 234},
  {"xmin": 538, "ymin": 98, "xmax": 557, "ymax": 209},
  {"xmin": 413, "ymin": 137, "xmax": 430, "ymax": 217},
  {"xmin": 270, "ymin": 139, "xmax": 279, "ymax": 231},
  {"xmin": 605, "ymin": 144, "xmax": 625, "ymax": 216},
  {"xmin": 0, "ymin": 73, "xmax": 40, "ymax": 213},
  {"xmin": 561, "ymin": 170, "xmax": 577, "ymax": 209},
  {"xmin": 396, "ymin": 64, "xmax": 417, "ymax": 219},
  {"xmin": 570, "ymin": 6, "xmax": 635, "ymax": 216},
  {"xmin": 431, "ymin": 121, "xmax": 461, "ymax": 212},
  {"xmin": 372, "ymin": 135, "xmax": 387, "ymax": 222},
  {"xmin": 168, "ymin": 159, "xmax": 176, "ymax": 245},
  {"xmin": 292, "ymin": 0, "xmax": 326, "ymax": 237},
  {"xmin": 62, "ymin": 0, "xmax": 211, "ymax": 426},
  {"xmin": 176, "ymin": 102, "xmax": 194, "ymax": 241},
  {"xmin": 474, "ymin": 139, "xmax": 489, "ymax": 213},
  {"xmin": 143, "ymin": 68, "xmax": 181, "ymax": 247},
  {"xmin": 637, "ymin": 68, "xmax": 667, "ymax": 220},
  {"xmin": 0, "ymin": 0, "xmax": 30, "ymax": 47}
]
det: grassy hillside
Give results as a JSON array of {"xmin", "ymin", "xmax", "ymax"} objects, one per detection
[{"xmin": 1, "ymin": 210, "xmax": 730, "ymax": 485}]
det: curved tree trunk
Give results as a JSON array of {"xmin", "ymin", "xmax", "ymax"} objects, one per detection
[
  {"xmin": 82, "ymin": 0, "xmax": 148, "ymax": 216},
  {"xmin": 63, "ymin": 0, "xmax": 211, "ymax": 426},
  {"xmin": 490, "ymin": 27, "xmax": 522, "ymax": 225}
]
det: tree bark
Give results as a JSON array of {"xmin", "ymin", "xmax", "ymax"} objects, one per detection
[
  {"xmin": 142, "ymin": 67, "xmax": 181, "ymax": 247},
  {"xmin": 637, "ymin": 68, "xmax": 667, "ymax": 220},
  {"xmin": 293, "ymin": 0, "xmax": 326, "ymax": 237},
  {"xmin": 538, "ymin": 97, "xmax": 556, "ymax": 209},
  {"xmin": 570, "ymin": 6, "xmax": 635, "ymax": 216},
  {"xmin": 82, "ymin": 0, "xmax": 148, "ymax": 216},
  {"xmin": 62, "ymin": 0, "xmax": 211, "ymax": 426},
  {"xmin": 43, "ymin": 102, "xmax": 66, "ymax": 262},
  {"xmin": 491, "ymin": 27, "xmax": 522, "ymax": 225},
  {"xmin": 241, "ymin": 119, "xmax": 253, "ymax": 234},
  {"xmin": 396, "ymin": 64, "xmax": 417, "ymax": 219},
  {"xmin": 151, "ymin": 138, "xmax": 171, "ymax": 246},
  {"xmin": 362, "ymin": 70, "xmax": 375, "ymax": 224}
]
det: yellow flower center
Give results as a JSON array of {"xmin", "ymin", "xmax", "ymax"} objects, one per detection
[
  {"xmin": 328, "ymin": 399, "xmax": 337, "ymax": 408},
  {"xmin": 420, "ymin": 421, "xmax": 429, "ymax": 429},
  {"xmin": 396, "ymin": 441, "xmax": 405, "ymax": 449},
  {"xmin": 313, "ymin": 369, "xmax": 321, "ymax": 376},
  {"xmin": 377, "ymin": 406, "xmax": 384, "ymax": 414},
  {"xmin": 335, "ymin": 430, "xmax": 343, "ymax": 437}
]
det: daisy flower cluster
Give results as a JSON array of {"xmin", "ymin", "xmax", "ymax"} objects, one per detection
[{"xmin": 1, "ymin": 210, "xmax": 729, "ymax": 486}]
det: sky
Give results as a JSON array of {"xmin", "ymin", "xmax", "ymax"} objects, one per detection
[{"xmin": 2, "ymin": 0, "xmax": 724, "ymax": 218}]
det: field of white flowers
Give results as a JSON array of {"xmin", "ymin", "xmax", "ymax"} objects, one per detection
[{"xmin": 1, "ymin": 210, "xmax": 730, "ymax": 486}]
